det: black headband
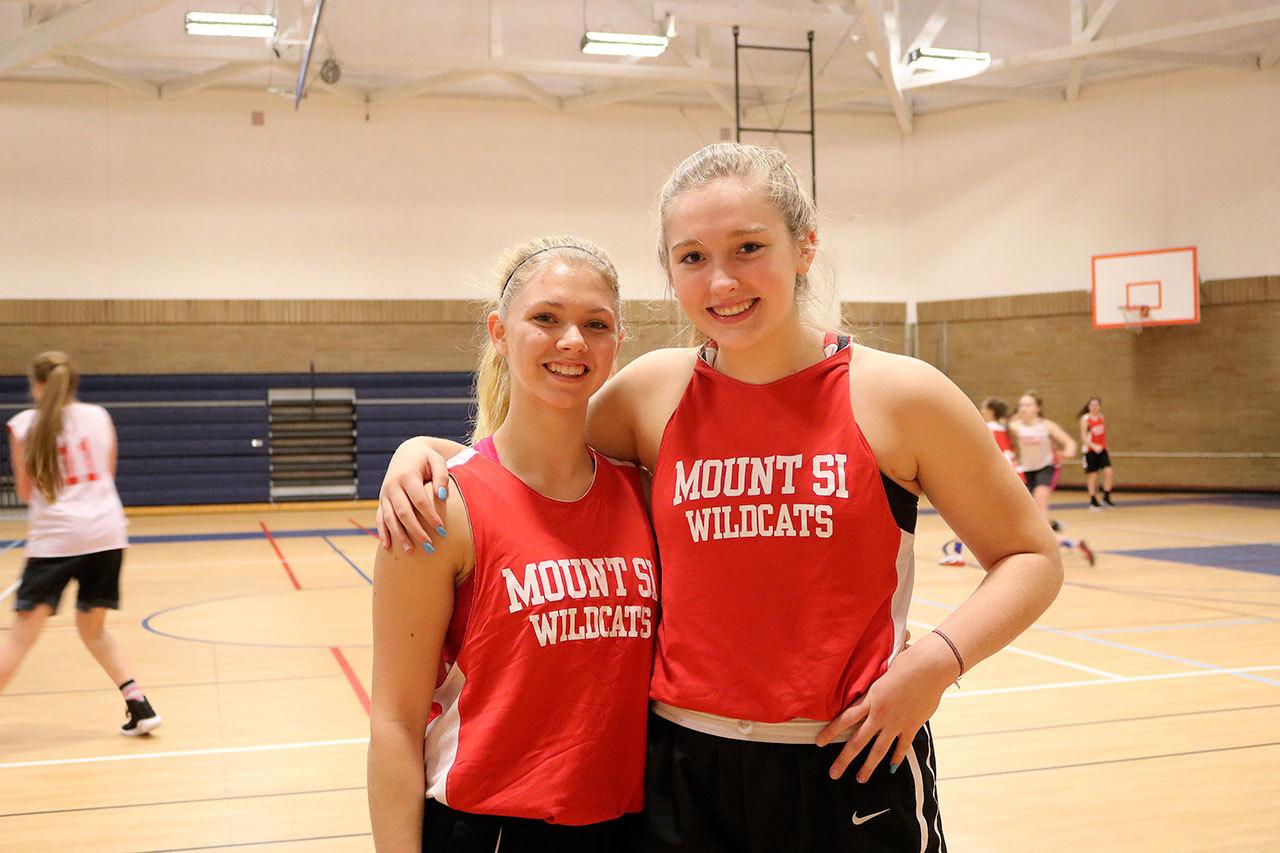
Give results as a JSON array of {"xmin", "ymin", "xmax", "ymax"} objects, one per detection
[{"xmin": 502, "ymin": 245, "xmax": 584, "ymax": 293}]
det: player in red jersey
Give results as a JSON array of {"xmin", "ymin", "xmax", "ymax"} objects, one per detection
[
  {"xmin": 367, "ymin": 236, "xmax": 657, "ymax": 852},
  {"xmin": 2, "ymin": 352, "xmax": 161, "ymax": 735},
  {"xmin": 376, "ymin": 145, "xmax": 1064, "ymax": 852},
  {"xmin": 1078, "ymin": 397, "xmax": 1116, "ymax": 509}
]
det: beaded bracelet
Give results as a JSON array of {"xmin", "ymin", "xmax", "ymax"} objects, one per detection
[{"xmin": 932, "ymin": 628, "xmax": 966, "ymax": 678}]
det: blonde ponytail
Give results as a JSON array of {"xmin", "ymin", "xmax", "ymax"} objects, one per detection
[
  {"xmin": 26, "ymin": 351, "xmax": 79, "ymax": 503},
  {"xmin": 470, "ymin": 235, "xmax": 620, "ymax": 443}
]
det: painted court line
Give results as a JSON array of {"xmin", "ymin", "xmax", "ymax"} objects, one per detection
[
  {"xmin": 258, "ymin": 521, "xmax": 302, "ymax": 590},
  {"xmin": 0, "ymin": 737, "xmax": 370, "ymax": 770},
  {"xmin": 262, "ymin": 524, "xmax": 372, "ymax": 716},
  {"xmin": 1035, "ymin": 625, "xmax": 1280, "ymax": 687},
  {"xmin": 323, "ymin": 535, "xmax": 372, "ymax": 585},
  {"xmin": 907, "ymin": 617, "xmax": 1125, "ymax": 680},
  {"xmin": 329, "ymin": 646, "xmax": 371, "ymax": 715},
  {"xmin": 945, "ymin": 664, "xmax": 1280, "ymax": 699},
  {"xmin": 1083, "ymin": 617, "xmax": 1273, "ymax": 634}
]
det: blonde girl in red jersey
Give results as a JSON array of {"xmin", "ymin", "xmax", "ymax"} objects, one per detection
[
  {"xmin": 367, "ymin": 236, "xmax": 657, "ymax": 852},
  {"xmin": 375, "ymin": 145, "xmax": 1063, "ymax": 852},
  {"xmin": 2, "ymin": 352, "xmax": 160, "ymax": 735},
  {"xmin": 1078, "ymin": 396, "xmax": 1116, "ymax": 509}
]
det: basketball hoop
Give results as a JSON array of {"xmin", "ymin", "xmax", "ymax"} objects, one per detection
[{"xmin": 1120, "ymin": 304, "xmax": 1150, "ymax": 334}]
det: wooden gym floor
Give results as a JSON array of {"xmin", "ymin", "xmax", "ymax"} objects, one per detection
[{"xmin": 1, "ymin": 493, "xmax": 1277, "ymax": 852}]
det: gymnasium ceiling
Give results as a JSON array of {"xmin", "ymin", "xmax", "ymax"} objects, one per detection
[{"xmin": 1, "ymin": 0, "xmax": 1278, "ymax": 134}]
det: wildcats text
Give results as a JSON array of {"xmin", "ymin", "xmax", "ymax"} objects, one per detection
[
  {"xmin": 671, "ymin": 454, "xmax": 850, "ymax": 543},
  {"xmin": 500, "ymin": 555, "xmax": 657, "ymax": 648}
]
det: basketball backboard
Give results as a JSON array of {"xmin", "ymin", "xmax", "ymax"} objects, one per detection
[{"xmin": 1091, "ymin": 246, "xmax": 1199, "ymax": 329}]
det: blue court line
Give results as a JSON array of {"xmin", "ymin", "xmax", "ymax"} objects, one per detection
[
  {"xmin": 141, "ymin": 591, "xmax": 370, "ymax": 650},
  {"xmin": 322, "ymin": 536, "xmax": 372, "ymax": 585}
]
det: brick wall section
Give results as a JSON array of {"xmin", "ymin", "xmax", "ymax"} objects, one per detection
[
  {"xmin": 915, "ymin": 277, "xmax": 1279, "ymax": 491},
  {"xmin": 2, "ymin": 279, "xmax": 1273, "ymax": 489}
]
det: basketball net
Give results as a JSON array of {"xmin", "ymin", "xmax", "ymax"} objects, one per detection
[{"xmin": 1120, "ymin": 304, "xmax": 1150, "ymax": 334}]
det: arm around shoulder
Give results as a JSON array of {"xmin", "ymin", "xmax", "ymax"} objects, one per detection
[{"xmin": 587, "ymin": 346, "xmax": 695, "ymax": 463}]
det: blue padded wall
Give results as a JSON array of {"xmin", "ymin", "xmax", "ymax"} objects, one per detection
[{"xmin": 0, "ymin": 372, "xmax": 473, "ymax": 507}]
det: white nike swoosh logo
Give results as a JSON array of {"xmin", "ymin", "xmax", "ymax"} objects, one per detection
[{"xmin": 851, "ymin": 808, "xmax": 890, "ymax": 826}]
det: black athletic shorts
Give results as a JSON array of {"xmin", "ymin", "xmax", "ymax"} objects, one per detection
[
  {"xmin": 422, "ymin": 797, "xmax": 637, "ymax": 852},
  {"xmin": 640, "ymin": 713, "xmax": 946, "ymax": 852},
  {"xmin": 14, "ymin": 549, "xmax": 123, "ymax": 614},
  {"xmin": 1023, "ymin": 464, "xmax": 1056, "ymax": 492},
  {"xmin": 1083, "ymin": 449, "xmax": 1112, "ymax": 473}
]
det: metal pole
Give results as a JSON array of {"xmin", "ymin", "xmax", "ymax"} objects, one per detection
[
  {"xmin": 807, "ymin": 30, "xmax": 816, "ymax": 205},
  {"xmin": 733, "ymin": 25, "xmax": 741, "ymax": 142}
]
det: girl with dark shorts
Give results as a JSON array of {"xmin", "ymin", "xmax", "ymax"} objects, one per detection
[{"xmin": 1, "ymin": 351, "xmax": 160, "ymax": 735}]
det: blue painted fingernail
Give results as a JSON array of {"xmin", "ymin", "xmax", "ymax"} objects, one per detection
[
  {"xmin": 437, "ymin": 487, "xmax": 448, "ymax": 500},
  {"xmin": 890, "ymin": 762, "xmax": 900, "ymax": 774},
  {"xmin": 423, "ymin": 541, "xmax": 435, "ymax": 554},
  {"xmin": 435, "ymin": 526, "xmax": 447, "ymax": 537}
]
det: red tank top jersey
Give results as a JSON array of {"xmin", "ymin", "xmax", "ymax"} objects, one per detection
[
  {"xmin": 424, "ymin": 440, "xmax": 658, "ymax": 825},
  {"xmin": 1086, "ymin": 415, "xmax": 1107, "ymax": 449},
  {"xmin": 649, "ymin": 336, "xmax": 919, "ymax": 723}
]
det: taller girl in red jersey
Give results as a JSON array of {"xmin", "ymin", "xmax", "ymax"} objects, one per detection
[
  {"xmin": 366, "ymin": 236, "xmax": 657, "ymax": 852},
  {"xmin": 377, "ymin": 144, "xmax": 1064, "ymax": 852}
]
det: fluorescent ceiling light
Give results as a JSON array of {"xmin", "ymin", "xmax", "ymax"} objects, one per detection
[
  {"xmin": 185, "ymin": 11, "xmax": 277, "ymax": 38},
  {"xmin": 905, "ymin": 46, "xmax": 991, "ymax": 74},
  {"xmin": 581, "ymin": 31, "xmax": 669, "ymax": 58}
]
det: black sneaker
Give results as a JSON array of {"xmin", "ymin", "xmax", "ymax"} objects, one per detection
[
  {"xmin": 121, "ymin": 697, "xmax": 162, "ymax": 737},
  {"xmin": 1103, "ymin": 494, "xmax": 1117, "ymax": 507}
]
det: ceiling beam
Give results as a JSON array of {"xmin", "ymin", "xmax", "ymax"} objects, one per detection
[
  {"xmin": 673, "ymin": 31, "xmax": 736, "ymax": 120},
  {"xmin": 563, "ymin": 80, "xmax": 690, "ymax": 112},
  {"xmin": 1082, "ymin": 0, "xmax": 1123, "ymax": 42},
  {"xmin": 1065, "ymin": 0, "xmax": 1121, "ymax": 102},
  {"xmin": 309, "ymin": 76, "xmax": 370, "ymax": 106},
  {"xmin": 854, "ymin": 0, "xmax": 912, "ymax": 134},
  {"xmin": 986, "ymin": 6, "xmax": 1280, "ymax": 75},
  {"xmin": 652, "ymin": 1, "xmax": 855, "ymax": 32},
  {"xmin": 55, "ymin": 53, "xmax": 157, "ymax": 97},
  {"xmin": 68, "ymin": 44, "xmax": 862, "ymax": 92},
  {"xmin": 370, "ymin": 70, "xmax": 490, "ymax": 104},
  {"xmin": 879, "ymin": 4, "xmax": 1280, "ymax": 96},
  {"xmin": 489, "ymin": 0, "xmax": 502, "ymax": 58},
  {"xmin": 0, "ymin": 0, "xmax": 174, "ymax": 77},
  {"xmin": 500, "ymin": 72, "xmax": 563, "ymax": 112},
  {"xmin": 903, "ymin": 0, "xmax": 952, "ymax": 59},
  {"xmin": 1115, "ymin": 48, "xmax": 1261, "ymax": 70},
  {"xmin": 159, "ymin": 60, "xmax": 271, "ymax": 100}
]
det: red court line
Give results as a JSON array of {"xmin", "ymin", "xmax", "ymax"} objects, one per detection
[
  {"xmin": 258, "ymin": 521, "xmax": 302, "ymax": 590},
  {"xmin": 259, "ymin": 520, "xmax": 372, "ymax": 715},
  {"xmin": 330, "ymin": 646, "xmax": 372, "ymax": 716},
  {"xmin": 348, "ymin": 517, "xmax": 378, "ymax": 537}
]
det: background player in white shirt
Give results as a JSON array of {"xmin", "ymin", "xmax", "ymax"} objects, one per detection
[{"xmin": 1, "ymin": 351, "xmax": 161, "ymax": 735}]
